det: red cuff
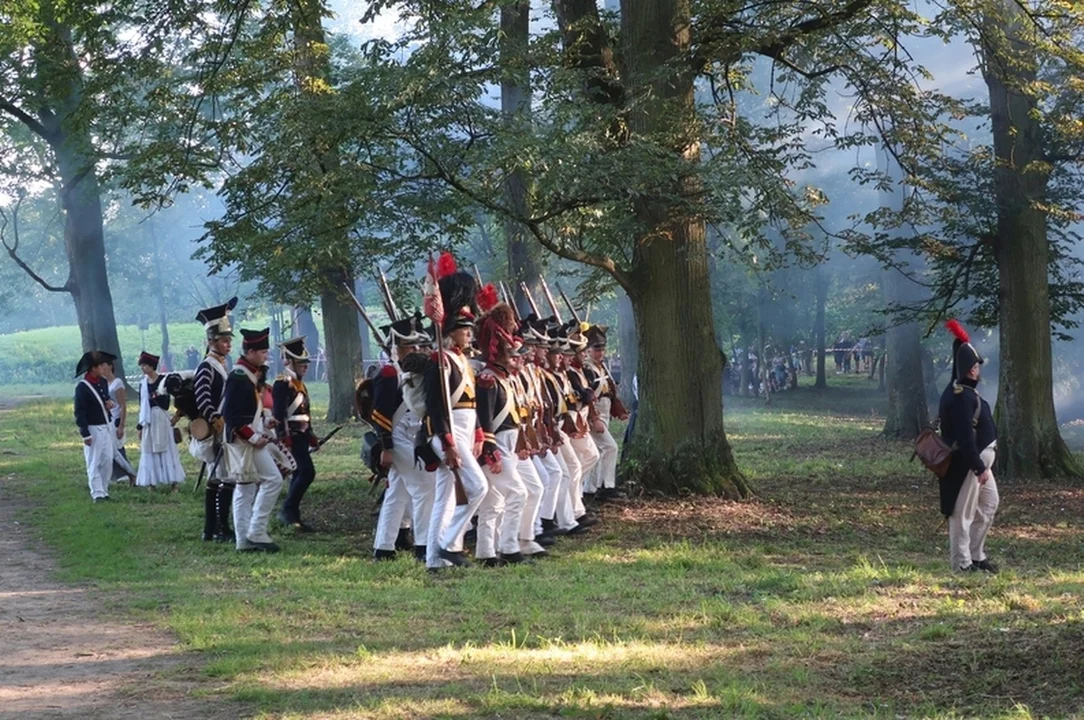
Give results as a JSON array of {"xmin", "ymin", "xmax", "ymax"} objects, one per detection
[
  {"xmin": 237, "ymin": 426, "xmax": 254, "ymax": 440},
  {"xmin": 442, "ymin": 433, "xmax": 454, "ymax": 449},
  {"xmin": 474, "ymin": 428, "xmax": 485, "ymax": 445}
]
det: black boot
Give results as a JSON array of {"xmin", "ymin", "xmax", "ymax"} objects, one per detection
[
  {"xmin": 202, "ymin": 486, "xmax": 217, "ymax": 541},
  {"xmin": 373, "ymin": 549, "xmax": 397, "ymax": 561},
  {"xmin": 395, "ymin": 527, "xmax": 414, "ymax": 552},
  {"xmin": 214, "ymin": 484, "xmax": 235, "ymax": 544},
  {"xmin": 539, "ymin": 517, "xmax": 557, "ymax": 538},
  {"xmin": 413, "ymin": 545, "xmax": 427, "ymax": 562}
]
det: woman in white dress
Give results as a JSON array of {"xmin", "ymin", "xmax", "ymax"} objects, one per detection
[
  {"xmin": 101, "ymin": 361, "xmax": 137, "ymax": 485},
  {"xmin": 135, "ymin": 352, "xmax": 186, "ymax": 490}
]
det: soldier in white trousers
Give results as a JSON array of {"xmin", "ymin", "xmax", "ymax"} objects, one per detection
[
  {"xmin": 222, "ymin": 329, "xmax": 284, "ymax": 553},
  {"xmin": 371, "ymin": 314, "xmax": 436, "ymax": 561},
  {"xmin": 939, "ymin": 320, "xmax": 1000, "ymax": 574},
  {"xmin": 423, "ymin": 263, "xmax": 489, "ymax": 569},
  {"xmin": 583, "ymin": 325, "xmax": 627, "ymax": 500},
  {"xmin": 74, "ymin": 351, "xmax": 118, "ymax": 503}
]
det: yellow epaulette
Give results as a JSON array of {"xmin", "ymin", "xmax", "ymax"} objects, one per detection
[
  {"xmin": 275, "ymin": 373, "xmax": 289, "ymax": 383},
  {"xmin": 953, "ymin": 383, "xmax": 964, "ymax": 395}
]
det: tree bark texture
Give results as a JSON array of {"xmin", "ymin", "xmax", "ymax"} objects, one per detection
[
  {"xmin": 616, "ymin": 290, "xmax": 637, "ymax": 407},
  {"xmin": 320, "ymin": 270, "xmax": 362, "ymax": 423},
  {"xmin": 620, "ymin": 0, "xmax": 748, "ymax": 498},
  {"xmin": 814, "ymin": 268, "xmax": 827, "ymax": 389},
  {"xmin": 983, "ymin": 1, "xmax": 1082, "ymax": 479},
  {"xmin": 879, "ymin": 149, "xmax": 927, "ymax": 438},
  {"xmin": 500, "ymin": 0, "xmax": 544, "ymax": 318},
  {"xmin": 23, "ymin": 16, "xmax": 126, "ymax": 380},
  {"xmin": 292, "ymin": 0, "xmax": 364, "ymax": 422}
]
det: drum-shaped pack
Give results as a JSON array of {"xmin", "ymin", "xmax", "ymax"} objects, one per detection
[{"xmin": 268, "ymin": 438, "xmax": 298, "ymax": 476}]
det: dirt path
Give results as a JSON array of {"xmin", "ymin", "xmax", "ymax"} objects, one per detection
[{"xmin": 0, "ymin": 493, "xmax": 239, "ymax": 719}]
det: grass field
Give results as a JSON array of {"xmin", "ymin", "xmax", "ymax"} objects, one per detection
[{"xmin": 1, "ymin": 375, "xmax": 1083, "ymax": 719}]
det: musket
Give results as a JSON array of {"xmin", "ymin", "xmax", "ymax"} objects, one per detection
[
  {"xmin": 377, "ymin": 268, "xmax": 400, "ymax": 321},
  {"xmin": 520, "ymin": 281, "xmax": 541, "ymax": 317},
  {"xmin": 538, "ymin": 276, "xmax": 563, "ymax": 323},
  {"xmin": 316, "ymin": 424, "xmax": 345, "ymax": 449},
  {"xmin": 501, "ymin": 281, "xmax": 520, "ymax": 323},
  {"xmin": 556, "ymin": 283, "xmax": 582, "ymax": 325},
  {"xmin": 343, "ymin": 282, "xmax": 392, "ymax": 356},
  {"xmin": 473, "ymin": 264, "xmax": 484, "ymax": 289}
]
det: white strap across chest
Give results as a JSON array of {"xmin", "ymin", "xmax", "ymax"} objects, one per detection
[
  {"xmin": 80, "ymin": 379, "xmax": 110, "ymax": 424},
  {"xmin": 491, "ymin": 376, "xmax": 517, "ymax": 429}
]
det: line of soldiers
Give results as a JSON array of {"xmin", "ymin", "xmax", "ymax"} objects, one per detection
[
  {"xmin": 77, "ymin": 256, "xmax": 626, "ymax": 565},
  {"xmin": 367, "ymin": 258, "xmax": 628, "ymax": 569}
]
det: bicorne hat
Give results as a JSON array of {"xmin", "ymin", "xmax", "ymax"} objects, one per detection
[{"xmin": 75, "ymin": 350, "xmax": 116, "ymax": 377}]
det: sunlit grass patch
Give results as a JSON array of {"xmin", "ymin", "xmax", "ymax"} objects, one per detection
[{"xmin": 3, "ymin": 378, "xmax": 1084, "ymax": 718}]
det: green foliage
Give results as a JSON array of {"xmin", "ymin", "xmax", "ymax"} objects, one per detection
[{"xmin": 843, "ymin": 0, "xmax": 1084, "ymax": 336}]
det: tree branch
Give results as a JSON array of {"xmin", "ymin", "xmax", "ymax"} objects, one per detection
[
  {"xmin": 0, "ymin": 98, "xmax": 54, "ymax": 142},
  {"xmin": 0, "ymin": 199, "xmax": 70, "ymax": 294}
]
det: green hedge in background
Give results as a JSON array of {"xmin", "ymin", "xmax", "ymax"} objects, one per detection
[{"xmin": 0, "ymin": 323, "xmax": 210, "ymax": 383}]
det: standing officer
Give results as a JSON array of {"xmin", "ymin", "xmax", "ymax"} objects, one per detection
[
  {"xmin": 192, "ymin": 298, "xmax": 237, "ymax": 542},
  {"xmin": 940, "ymin": 320, "xmax": 999, "ymax": 574}
]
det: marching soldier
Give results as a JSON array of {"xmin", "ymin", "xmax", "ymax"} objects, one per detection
[
  {"xmin": 423, "ymin": 264, "xmax": 489, "ymax": 569},
  {"xmin": 474, "ymin": 300, "xmax": 544, "ymax": 565},
  {"xmin": 192, "ymin": 298, "xmax": 237, "ymax": 542},
  {"xmin": 273, "ymin": 337, "xmax": 318, "ymax": 531},
  {"xmin": 74, "ymin": 350, "xmax": 118, "ymax": 503},
  {"xmin": 544, "ymin": 326, "xmax": 594, "ymax": 536},
  {"xmin": 582, "ymin": 325, "xmax": 626, "ymax": 500},
  {"xmin": 940, "ymin": 321, "xmax": 1000, "ymax": 573},
  {"xmin": 223, "ymin": 328, "xmax": 285, "ymax": 552},
  {"xmin": 563, "ymin": 324, "xmax": 602, "ymax": 513},
  {"xmin": 371, "ymin": 313, "xmax": 436, "ymax": 561}
]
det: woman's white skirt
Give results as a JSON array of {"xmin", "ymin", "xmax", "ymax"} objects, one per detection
[{"xmin": 136, "ymin": 408, "xmax": 186, "ymax": 487}]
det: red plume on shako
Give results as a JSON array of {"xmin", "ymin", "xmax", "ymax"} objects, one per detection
[
  {"xmin": 476, "ymin": 283, "xmax": 499, "ymax": 314},
  {"xmin": 945, "ymin": 319, "xmax": 969, "ymax": 344}
]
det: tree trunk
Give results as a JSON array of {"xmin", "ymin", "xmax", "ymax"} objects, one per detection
[
  {"xmin": 757, "ymin": 284, "xmax": 770, "ymax": 405},
  {"xmin": 320, "ymin": 269, "xmax": 362, "ymax": 423},
  {"xmin": 291, "ymin": 0, "xmax": 364, "ymax": 423},
  {"xmin": 621, "ymin": 0, "xmax": 748, "ymax": 498},
  {"xmin": 814, "ymin": 268, "xmax": 828, "ymax": 389},
  {"xmin": 500, "ymin": 0, "xmax": 544, "ymax": 318},
  {"xmin": 616, "ymin": 290, "xmax": 637, "ymax": 407},
  {"xmin": 148, "ymin": 221, "xmax": 171, "ymax": 370},
  {"xmin": 879, "ymin": 148, "xmax": 927, "ymax": 438},
  {"xmin": 31, "ymin": 18, "xmax": 125, "ymax": 381},
  {"xmin": 983, "ymin": 2, "xmax": 1082, "ymax": 479},
  {"xmin": 55, "ymin": 141, "xmax": 125, "ymax": 381},
  {"xmin": 882, "ymin": 276, "xmax": 927, "ymax": 438}
]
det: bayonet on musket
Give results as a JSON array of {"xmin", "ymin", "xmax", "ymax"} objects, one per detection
[
  {"xmin": 520, "ymin": 281, "xmax": 540, "ymax": 317},
  {"xmin": 377, "ymin": 268, "xmax": 400, "ymax": 321},
  {"xmin": 556, "ymin": 283, "xmax": 582, "ymax": 325},
  {"xmin": 538, "ymin": 276, "xmax": 562, "ymax": 324},
  {"xmin": 343, "ymin": 283, "xmax": 392, "ymax": 356}
]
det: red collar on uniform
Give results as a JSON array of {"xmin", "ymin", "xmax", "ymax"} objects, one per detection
[{"xmin": 238, "ymin": 357, "xmax": 261, "ymax": 373}]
